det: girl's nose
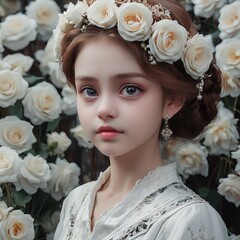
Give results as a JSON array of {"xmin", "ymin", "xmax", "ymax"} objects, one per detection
[{"xmin": 97, "ymin": 96, "xmax": 118, "ymax": 121}]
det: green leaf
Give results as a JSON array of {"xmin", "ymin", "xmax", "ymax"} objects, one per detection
[
  {"xmin": 7, "ymin": 100, "xmax": 23, "ymax": 119},
  {"xmin": 198, "ymin": 187, "xmax": 221, "ymax": 209},
  {"xmin": 198, "ymin": 187, "xmax": 209, "ymax": 198},
  {"xmin": 46, "ymin": 118, "xmax": 61, "ymax": 133},
  {"xmin": 12, "ymin": 189, "xmax": 32, "ymax": 208},
  {"xmin": 38, "ymin": 142, "xmax": 49, "ymax": 159},
  {"xmin": 24, "ymin": 75, "xmax": 44, "ymax": 85}
]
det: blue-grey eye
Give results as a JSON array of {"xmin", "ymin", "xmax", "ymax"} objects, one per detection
[{"xmin": 121, "ymin": 86, "xmax": 141, "ymax": 96}]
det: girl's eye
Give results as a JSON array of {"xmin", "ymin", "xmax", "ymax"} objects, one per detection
[
  {"xmin": 80, "ymin": 87, "xmax": 97, "ymax": 97},
  {"xmin": 121, "ymin": 85, "xmax": 142, "ymax": 96}
]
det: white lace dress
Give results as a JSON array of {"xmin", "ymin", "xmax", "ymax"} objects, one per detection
[{"xmin": 54, "ymin": 163, "xmax": 228, "ymax": 240}]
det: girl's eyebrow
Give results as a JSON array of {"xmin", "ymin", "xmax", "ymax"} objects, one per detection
[{"xmin": 75, "ymin": 72, "xmax": 146, "ymax": 82}]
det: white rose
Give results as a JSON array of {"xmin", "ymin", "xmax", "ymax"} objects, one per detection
[
  {"xmin": 215, "ymin": 38, "xmax": 240, "ymax": 78},
  {"xmin": 0, "ymin": 0, "xmax": 21, "ymax": 17},
  {"xmin": 0, "ymin": 69, "xmax": 28, "ymax": 108},
  {"xmin": 192, "ymin": 0, "xmax": 226, "ymax": 18},
  {"xmin": 47, "ymin": 131, "xmax": 71, "ymax": 155},
  {"xmin": 2, "ymin": 53, "xmax": 34, "ymax": 75},
  {"xmin": 218, "ymin": 1, "xmax": 240, "ymax": 40},
  {"xmin": 175, "ymin": 142, "xmax": 208, "ymax": 179},
  {"xmin": 52, "ymin": 14, "xmax": 72, "ymax": 61},
  {"xmin": 149, "ymin": 19, "xmax": 188, "ymax": 64},
  {"xmin": 52, "ymin": 0, "xmax": 88, "ymax": 60},
  {"xmin": 0, "ymin": 60, "xmax": 11, "ymax": 71},
  {"xmin": 218, "ymin": 174, "xmax": 240, "ymax": 207},
  {"xmin": 220, "ymin": 70, "xmax": 240, "ymax": 98},
  {"xmin": 65, "ymin": 0, "xmax": 89, "ymax": 26},
  {"xmin": 48, "ymin": 61, "xmax": 67, "ymax": 88},
  {"xmin": 70, "ymin": 125, "xmax": 94, "ymax": 149},
  {"xmin": 22, "ymin": 82, "xmax": 62, "ymax": 125},
  {"xmin": 0, "ymin": 116, "xmax": 36, "ymax": 154},
  {"xmin": 26, "ymin": 0, "xmax": 61, "ymax": 40},
  {"xmin": 182, "ymin": 33, "xmax": 213, "ymax": 79},
  {"xmin": 203, "ymin": 102, "xmax": 239, "ymax": 155},
  {"xmin": 0, "ymin": 146, "xmax": 22, "ymax": 184},
  {"xmin": 35, "ymin": 37, "xmax": 54, "ymax": 75},
  {"xmin": 1, "ymin": 13, "xmax": 37, "ymax": 51},
  {"xmin": 0, "ymin": 201, "xmax": 13, "ymax": 222},
  {"xmin": 45, "ymin": 158, "xmax": 80, "ymax": 201},
  {"xmin": 14, "ymin": 153, "xmax": 51, "ymax": 194},
  {"xmin": 61, "ymin": 85, "xmax": 77, "ymax": 116},
  {"xmin": 117, "ymin": 2, "xmax": 153, "ymax": 41},
  {"xmin": 87, "ymin": 0, "xmax": 117, "ymax": 29},
  {"xmin": 0, "ymin": 209, "xmax": 34, "ymax": 240}
]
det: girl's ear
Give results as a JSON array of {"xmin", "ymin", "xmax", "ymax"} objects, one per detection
[{"xmin": 162, "ymin": 94, "xmax": 185, "ymax": 118}]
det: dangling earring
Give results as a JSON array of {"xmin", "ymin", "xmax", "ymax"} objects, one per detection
[{"xmin": 161, "ymin": 114, "xmax": 173, "ymax": 140}]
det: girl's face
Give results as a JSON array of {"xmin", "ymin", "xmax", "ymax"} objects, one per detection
[{"xmin": 74, "ymin": 39, "xmax": 166, "ymax": 157}]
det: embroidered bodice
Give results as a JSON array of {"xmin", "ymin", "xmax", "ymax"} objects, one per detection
[{"xmin": 54, "ymin": 163, "xmax": 228, "ymax": 240}]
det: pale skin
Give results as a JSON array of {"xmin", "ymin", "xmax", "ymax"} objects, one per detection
[{"xmin": 74, "ymin": 38, "xmax": 183, "ymax": 231}]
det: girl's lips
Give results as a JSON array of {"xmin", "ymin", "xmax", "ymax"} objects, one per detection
[{"xmin": 97, "ymin": 126, "xmax": 122, "ymax": 140}]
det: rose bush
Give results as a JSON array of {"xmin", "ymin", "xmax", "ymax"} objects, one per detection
[{"xmin": 0, "ymin": 1, "xmax": 81, "ymax": 239}]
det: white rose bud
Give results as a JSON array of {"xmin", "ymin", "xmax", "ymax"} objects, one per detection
[
  {"xmin": 1, "ymin": 13, "xmax": 37, "ymax": 51},
  {"xmin": 0, "ymin": 201, "xmax": 13, "ymax": 222},
  {"xmin": 220, "ymin": 70, "xmax": 240, "ymax": 98},
  {"xmin": 0, "ymin": 69, "xmax": 28, "ymax": 108},
  {"xmin": 215, "ymin": 38, "xmax": 240, "ymax": 78},
  {"xmin": 87, "ymin": 0, "xmax": 117, "ymax": 29},
  {"xmin": 14, "ymin": 154, "xmax": 51, "ymax": 194},
  {"xmin": 0, "ymin": 146, "xmax": 23, "ymax": 184},
  {"xmin": 22, "ymin": 82, "xmax": 62, "ymax": 125},
  {"xmin": 203, "ymin": 102, "xmax": 239, "ymax": 155},
  {"xmin": 175, "ymin": 142, "xmax": 209, "ymax": 179},
  {"xmin": 65, "ymin": 0, "xmax": 89, "ymax": 26},
  {"xmin": 182, "ymin": 33, "xmax": 213, "ymax": 79},
  {"xmin": 61, "ymin": 85, "xmax": 77, "ymax": 116},
  {"xmin": 192, "ymin": 0, "xmax": 226, "ymax": 18},
  {"xmin": 70, "ymin": 125, "xmax": 94, "ymax": 149},
  {"xmin": 218, "ymin": 174, "xmax": 240, "ymax": 207},
  {"xmin": 48, "ymin": 61, "xmax": 67, "ymax": 89},
  {"xmin": 35, "ymin": 37, "xmax": 55, "ymax": 75},
  {"xmin": 149, "ymin": 19, "xmax": 188, "ymax": 63},
  {"xmin": 45, "ymin": 158, "xmax": 81, "ymax": 201},
  {"xmin": 117, "ymin": 2, "xmax": 153, "ymax": 41},
  {"xmin": 0, "ymin": 116, "xmax": 36, "ymax": 154},
  {"xmin": 2, "ymin": 53, "xmax": 34, "ymax": 75},
  {"xmin": 47, "ymin": 131, "xmax": 72, "ymax": 155},
  {"xmin": 0, "ymin": 210, "xmax": 34, "ymax": 240}
]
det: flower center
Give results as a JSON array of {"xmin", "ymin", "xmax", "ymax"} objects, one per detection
[{"xmin": 11, "ymin": 222, "xmax": 23, "ymax": 236}]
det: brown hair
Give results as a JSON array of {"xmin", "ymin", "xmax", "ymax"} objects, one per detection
[{"xmin": 60, "ymin": 0, "xmax": 222, "ymax": 140}]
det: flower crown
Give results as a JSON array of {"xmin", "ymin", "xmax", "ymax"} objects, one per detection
[{"xmin": 53, "ymin": 0, "xmax": 214, "ymax": 100}]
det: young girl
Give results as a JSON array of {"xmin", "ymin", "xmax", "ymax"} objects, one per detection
[{"xmin": 53, "ymin": 0, "xmax": 228, "ymax": 239}]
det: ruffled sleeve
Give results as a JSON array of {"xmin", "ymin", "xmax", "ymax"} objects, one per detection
[{"xmin": 157, "ymin": 202, "xmax": 228, "ymax": 240}]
